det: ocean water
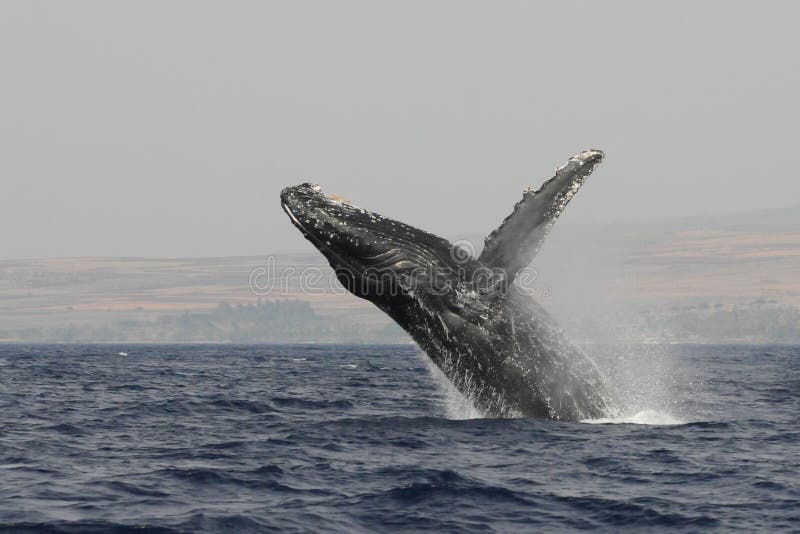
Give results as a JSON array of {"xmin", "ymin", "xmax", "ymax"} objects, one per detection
[{"xmin": 0, "ymin": 344, "xmax": 797, "ymax": 532}]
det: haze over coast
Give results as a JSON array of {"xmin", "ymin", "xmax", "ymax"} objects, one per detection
[{"xmin": 2, "ymin": 206, "xmax": 798, "ymax": 344}]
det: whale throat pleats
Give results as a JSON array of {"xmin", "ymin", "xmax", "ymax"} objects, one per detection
[{"xmin": 477, "ymin": 149, "xmax": 605, "ymax": 282}]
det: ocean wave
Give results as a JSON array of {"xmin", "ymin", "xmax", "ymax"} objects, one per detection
[
  {"xmin": 270, "ymin": 396, "xmax": 354, "ymax": 410},
  {"xmin": 0, "ymin": 343, "xmax": 797, "ymax": 532},
  {"xmin": 583, "ymin": 410, "xmax": 686, "ymax": 425}
]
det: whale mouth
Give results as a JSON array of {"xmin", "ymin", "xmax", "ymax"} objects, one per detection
[
  {"xmin": 279, "ymin": 183, "xmax": 326, "ymax": 236},
  {"xmin": 280, "ymin": 190, "xmax": 366, "ymax": 276},
  {"xmin": 280, "ymin": 199, "xmax": 306, "ymax": 235}
]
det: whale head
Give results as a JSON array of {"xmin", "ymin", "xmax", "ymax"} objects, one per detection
[{"xmin": 280, "ymin": 183, "xmax": 494, "ymax": 310}]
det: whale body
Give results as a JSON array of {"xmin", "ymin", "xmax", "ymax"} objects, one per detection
[{"xmin": 280, "ymin": 150, "xmax": 615, "ymax": 420}]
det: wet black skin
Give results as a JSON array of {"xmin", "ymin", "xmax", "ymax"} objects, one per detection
[{"xmin": 280, "ymin": 156, "xmax": 614, "ymax": 420}]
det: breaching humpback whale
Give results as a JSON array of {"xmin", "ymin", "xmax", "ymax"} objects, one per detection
[{"xmin": 281, "ymin": 150, "xmax": 614, "ymax": 420}]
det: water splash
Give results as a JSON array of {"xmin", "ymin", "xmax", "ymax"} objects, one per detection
[
  {"xmin": 418, "ymin": 341, "xmax": 701, "ymax": 424},
  {"xmin": 419, "ymin": 352, "xmax": 484, "ymax": 419},
  {"xmin": 590, "ymin": 343, "xmax": 702, "ymax": 425}
]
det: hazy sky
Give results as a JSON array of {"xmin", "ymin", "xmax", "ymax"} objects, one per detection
[{"xmin": 2, "ymin": 1, "xmax": 799, "ymax": 259}]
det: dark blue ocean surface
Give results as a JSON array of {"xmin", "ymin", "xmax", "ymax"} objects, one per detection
[{"xmin": 0, "ymin": 344, "xmax": 797, "ymax": 532}]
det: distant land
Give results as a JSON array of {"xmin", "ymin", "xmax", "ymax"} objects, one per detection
[{"xmin": 1, "ymin": 206, "xmax": 799, "ymax": 344}]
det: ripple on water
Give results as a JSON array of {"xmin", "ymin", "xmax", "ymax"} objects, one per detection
[
  {"xmin": 0, "ymin": 343, "xmax": 797, "ymax": 532},
  {"xmin": 583, "ymin": 410, "xmax": 686, "ymax": 426}
]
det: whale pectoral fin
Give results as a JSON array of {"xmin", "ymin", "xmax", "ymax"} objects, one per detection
[{"xmin": 477, "ymin": 149, "xmax": 604, "ymax": 281}]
